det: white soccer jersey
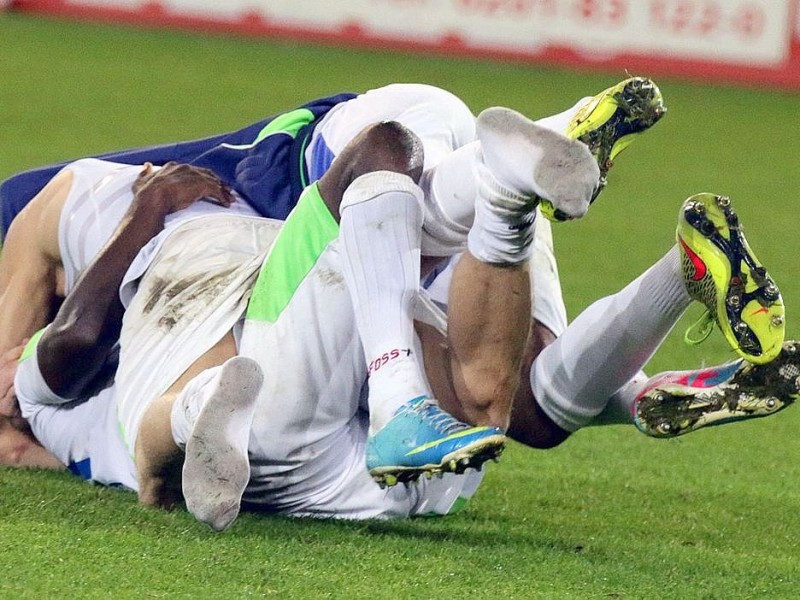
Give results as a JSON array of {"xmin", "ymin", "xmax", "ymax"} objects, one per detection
[
  {"xmin": 57, "ymin": 158, "xmax": 259, "ymax": 299},
  {"xmin": 16, "ymin": 158, "xmax": 258, "ymax": 484},
  {"xmin": 238, "ymin": 184, "xmax": 482, "ymax": 519}
]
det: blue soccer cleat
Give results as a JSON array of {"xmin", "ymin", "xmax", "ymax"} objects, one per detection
[{"xmin": 366, "ymin": 396, "xmax": 506, "ymax": 487}]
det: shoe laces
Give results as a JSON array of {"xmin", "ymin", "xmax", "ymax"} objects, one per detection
[
  {"xmin": 412, "ymin": 399, "xmax": 470, "ymax": 435},
  {"xmin": 684, "ymin": 310, "xmax": 715, "ymax": 346}
]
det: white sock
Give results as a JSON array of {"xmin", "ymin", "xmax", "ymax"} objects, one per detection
[
  {"xmin": 534, "ymin": 97, "xmax": 592, "ymax": 135},
  {"xmin": 415, "ymin": 97, "xmax": 595, "ymax": 260},
  {"xmin": 170, "ymin": 366, "xmax": 220, "ymax": 450},
  {"xmin": 532, "ymin": 246, "xmax": 690, "ymax": 431},
  {"xmin": 467, "ymin": 158, "xmax": 536, "ymax": 264},
  {"xmin": 590, "ymin": 371, "xmax": 649, "ymax": 426},
  {"xmin": 476, "ymin": 106, "xmax": 598, "ymax": 219},
  {"xmin": 339, "ymin": 171, "xmax": 431, "ymax": 433}
]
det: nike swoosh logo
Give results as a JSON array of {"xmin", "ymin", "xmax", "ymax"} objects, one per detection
[
  {"xmin": 679, "ymin": 236, "xmax": 707, "ymax": 281},
  {"xmin": 406, "ymin": 428, "xmax": 502, "ymax": 456}
]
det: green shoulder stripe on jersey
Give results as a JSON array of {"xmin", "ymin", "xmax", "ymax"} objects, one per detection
[
  {"xmin": 19, "ymin": 328, "xmax": 46, "ymax": 362},
  {"xmin": 246, "ymin": 183, "xmax": 338, "ymax": 323},
  {"xmin": 252, "ymin": 108, "xmax": 315, "ymax": 145},
  {"xmin": 222, "ymin": 108, "xmax": 316, "ymax": 150}
]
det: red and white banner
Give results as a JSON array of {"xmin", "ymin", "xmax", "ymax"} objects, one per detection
[{"xmin": 10, "ymin": 0, "xmax": 800, "ymax": 89}]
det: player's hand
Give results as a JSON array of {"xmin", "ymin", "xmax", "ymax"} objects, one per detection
[
  {"xmin": 133, "ymin": 161, "xmax": 235, "ymax": 214},
  {"xmin": 0, "ymin": 341, "xmax": 27, "ymax": 432}
]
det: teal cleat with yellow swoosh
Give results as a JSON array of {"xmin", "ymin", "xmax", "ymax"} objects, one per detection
[{"xmin": 366, "ymin": 396, "xmax": 506, "ymax": 488}]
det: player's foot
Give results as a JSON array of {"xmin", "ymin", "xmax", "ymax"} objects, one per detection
[
  {"xmin": 540, "ymin": 76, "xmax": 666, "ymax": 221},
  {"xmin": 677, "ymin": 193, "xmax": 784, "ymax": 364},
  {"xmin": 366, "ymin": 396, "xmax": 506, "ymax": 488},
  {"xmin": 634, "ymin": 341, "xmax": 800, "ymax": 437},
  {"xmin": 476, "ymin": 106, "xmax": 600, "ymax": 221},
  {"xmin": 182, "ymin": 356, "xmax": 263, "ymax": 532}
]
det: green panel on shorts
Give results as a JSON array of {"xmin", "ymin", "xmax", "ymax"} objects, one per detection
[
  {"xmin": 246, "ymin": 183, "xmax": 338, "ymax": 323},
  {"xmin": 19, "ymin": 328, "xmax": 46, "ymax": 362}
]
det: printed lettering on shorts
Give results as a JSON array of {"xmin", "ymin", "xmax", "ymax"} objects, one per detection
[{"xmin": 367, "ymin": 348, "xmax": 412, "ymax": 376}]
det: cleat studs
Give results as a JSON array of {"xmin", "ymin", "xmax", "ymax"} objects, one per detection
[
  {"xmin": 716, "ymin": 195, "xmax": 731, "ymax": 208},
  {"xmin": 734, "ymin": 322, "xmax": 749, "ymax": 335},
  {"xmin": 766, "ymin": 398, "xmax": 777, "ymax": 409},
  {"xmin": 771, "ymin": 315, "xmax": 784, "ymax": 327},
  {"xmin": 424, "ymin": 471, "xmax": 432, "ymax": 480},
  {"xmin": 727, "ymin": 295, "xmax": 741, "ymax": 308},
  {"xmin": 761, "ymin": 283, "xmax": 780, "ymax": 301},
  {"xmin": 448, "ymin": 459, "xmax": 457, "ymax": 471},
  {"xmin": 653, "ymin": 392, "xmax": 666, "ymax": 403},
  {"xmin": 691, "ymin": 201, "xmax": 706, "ymax": 214},
  {"xmin": 657, "ymin": 422, "xmax": 671, "ymax": 434}
]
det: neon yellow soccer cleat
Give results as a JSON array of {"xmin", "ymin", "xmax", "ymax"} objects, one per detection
[
  {"xmin": 677, "ymin": 193, "xmax": 785, "ymax": 364},
  {"xmin": 540, "ymin": 76, "xmax": 666, "ymax": 222}
]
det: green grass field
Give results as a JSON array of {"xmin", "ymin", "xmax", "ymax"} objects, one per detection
[{"xmin": 1, "ymin": 11, "xmax": 799, "ymax": 599}]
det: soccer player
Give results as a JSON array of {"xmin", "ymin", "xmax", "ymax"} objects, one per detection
[
  {"xmin": 14, "ymin": 181, "xmax": 796, "ymax": 530},
  {"xmin": 13, "ymin": 121, "xmax": 794, "ymax": 533},
  {"xmin": 9, "ymin": 103, "xmax": 602, "ymax": 526},
  {"xmin": 3, "ymin": 78, "xmax": 792, "ymax": 530},
  {"xmin": 0, "ymin": 78, "xmax": 666, "ymax": 475}
]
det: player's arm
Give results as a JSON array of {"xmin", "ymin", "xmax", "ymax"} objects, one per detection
[
  {"xmin": 38, "ymin": 162, "xmax": 234, "ymax": 400},
  {"xmin": 0, "ymin": 169, "xmax": 72, "ymax": 423},
  {"xmin": 0, "ymin": 341, "xmax": 63, "ymax": 469}
]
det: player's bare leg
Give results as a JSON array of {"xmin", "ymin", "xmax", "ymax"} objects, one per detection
[
  {"xmin": 136, "ymin": 332, "xmax": 237, "ymax": 512},
  {"xmin": 507, "ymin": 193, "xmax": 786, "ymax": 447},
  {"xmin": 320, "ymin": 122, "xmax": 507, "ymax": 486},
  {"xmin": 437, "ymin": 105, "xmax": 599, "ymax": 430},
  {"xmin": 445, "ymin": 254, "xmax": 530, "ymax": 431}
]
